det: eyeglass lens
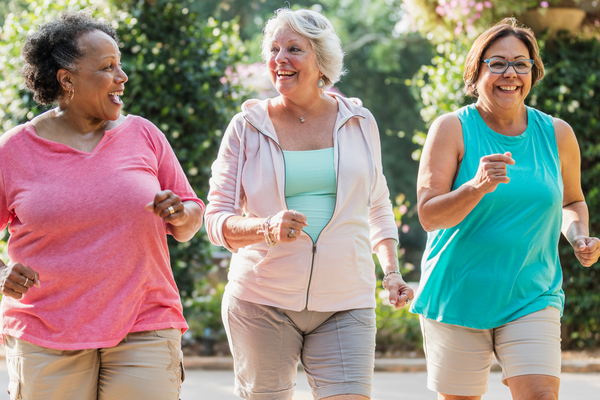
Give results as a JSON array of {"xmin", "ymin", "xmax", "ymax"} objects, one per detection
[{"xmin": 488, "ymin": 59, "xmax": 533, "ymax": 73}]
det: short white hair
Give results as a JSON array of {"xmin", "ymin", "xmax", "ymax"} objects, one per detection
[{"xmin": 261, "ymin": 8, "xmax": 346, "ymax": 87}]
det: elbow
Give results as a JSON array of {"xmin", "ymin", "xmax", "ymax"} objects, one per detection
[
  {"xmin": 419, "ymin": 218, "xmax": 436, "ymax": 233},
  {"xmin": 417, "ymin": 208, "xmax": 438, "ymax": 232}
]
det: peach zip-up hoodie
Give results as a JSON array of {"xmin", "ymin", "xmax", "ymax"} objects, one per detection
[{"xmin": 206, "ymin": 93, "xmax": 397, "ymax": 312}]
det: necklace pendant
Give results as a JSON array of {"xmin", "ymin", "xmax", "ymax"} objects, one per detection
[{"xmin": 300, "ymin": 117, "xmax": 305, "ymax": 123}]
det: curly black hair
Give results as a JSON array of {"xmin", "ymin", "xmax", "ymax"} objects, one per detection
[{"xmin": 21, "ymin": 11, "xmax": 118, "ymax": 105}]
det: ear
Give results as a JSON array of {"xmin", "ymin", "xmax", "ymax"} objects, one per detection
[{"xmin": 56, "ymin": 69, "xmax": 73, "ymax": 92}]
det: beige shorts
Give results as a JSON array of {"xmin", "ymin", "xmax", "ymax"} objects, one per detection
[
  {"xmin": 4, "ymin": 329, "xmax": 184, "ymax": 400},
  {"xmin": 420, "ymin": 307, "xmax": 561, "ymax": 396},
  {"xmin": 222, "ymin": 292, "xmax": 376, "ymax": 400}
]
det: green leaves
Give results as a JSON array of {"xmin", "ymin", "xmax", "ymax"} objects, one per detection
[{"xmin": 532, "ymin": 35, "xmax": 600, "ymax": 348}]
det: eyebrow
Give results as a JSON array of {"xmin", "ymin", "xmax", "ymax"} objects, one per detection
[{"xmin": 488, "ymin": 55, "xmax": 529, "ymax": 59}]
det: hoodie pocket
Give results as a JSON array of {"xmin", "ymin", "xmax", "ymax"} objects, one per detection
[
  {"xmin": 253, "ymin": 239, "xmax": 311, "ymax": 291},
  {"xmin": 310, "ymin": 237, "xmax": 361, "ymax": 294}
]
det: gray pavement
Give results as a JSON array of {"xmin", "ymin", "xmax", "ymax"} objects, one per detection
[
  {"xmin": 180, "ymin": 370, "xmax": 600, "ymax": 399},
  {"xmin": 0, "ymin": 361, "xmax": 598, "ymax": 399}
]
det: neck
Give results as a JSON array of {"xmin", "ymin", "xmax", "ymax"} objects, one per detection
[
  {"xmin": 280, "ymin": 90, "xmax": 325, "ymax": 115},
  {"xmin": 54, "ymin": 101, "xmax": 112, "ymax": 135},
  {"xmin": 475, "ymin": 98, "xmax": 527, "ymax": 130}
]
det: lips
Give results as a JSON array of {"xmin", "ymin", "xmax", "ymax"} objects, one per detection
[
  {"xmin": 498, "ymin": 85, "xmax": 519, "ymax": 91},
  {"xmin": 108, "ymin": 90, "xmax": 123, "ymax": 105},
  {"xmin": 276, "ymin": 70, "xmax": 296, "ymax": 78}
]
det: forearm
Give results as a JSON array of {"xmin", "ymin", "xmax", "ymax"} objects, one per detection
[
  {"xmin": 562, "ymin": 201, "xmax": 589, "ymax": 245},
  {"xmin": 374, "ymin": 238, "xmax": 400, "ymax": 274},
  {"xmin": 419, "ymin": 183, "xmax": 486, "ymax": 232},
  {"xmin": 169, "ymin": 201, "xmax": 204, "ymax": 242},
  {"xmin": 222, "ymin": 216, "xmax": 266, "ymax": 249}
]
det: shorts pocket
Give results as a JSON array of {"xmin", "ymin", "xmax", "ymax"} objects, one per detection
[
  {"xmin": 180, "ymin": 361, "xmax": 186, "ymax": 383},
  {"xmin": 347, "ymin": 308, "xmax": 376, "ymax": 327},
  {"xmin": 8, "ymin": 378, "xmax": 20, "ymax": 400},
  {"xmin": 228, "ymin": 295, "xmax": 270, "ymax": 319}
]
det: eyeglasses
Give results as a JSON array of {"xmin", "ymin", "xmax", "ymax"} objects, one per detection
[{"xmin": 481, "ymin": 58, "xmax": 535, "ymax": 74}]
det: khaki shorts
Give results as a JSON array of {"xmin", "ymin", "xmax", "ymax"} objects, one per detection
[
  {"xmin": 4, "ymin": 329, "xmax": 184, "ymax": 400},
  {"xmin": 222, "ymin": 292, "xmax": 376, "ymax": 400},
  {"xmin": 420, "ymin": 307, "xmax": 561, "ymax": 396}
]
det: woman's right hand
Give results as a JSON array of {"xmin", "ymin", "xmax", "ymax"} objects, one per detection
[
  {"xmin": 469, "ymin": 152, "xmax": 515, "ymax": 194},
  {"xmin": 268, "ymin": 210, "xmax": 308, "ymax": 243},
  {"xmin": 0, "ymin": 262, "xmax": 40, "ymax": 299}
]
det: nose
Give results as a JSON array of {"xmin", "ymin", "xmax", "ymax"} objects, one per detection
[
  {"xmin": 274, "ymin": 49, "xmax": 287, "ymax": 64},
  {"xmin": 503, "ymin": 64, "xmax": 518, "ymax": 77},
  {"xmin": 116, "ymin": 65, "xmax": 128, "ymax": 83}
]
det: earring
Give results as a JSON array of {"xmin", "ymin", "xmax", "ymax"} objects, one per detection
[
  {"xmin": 317, "ymin": 78, "xmax": 325, "ymax": 88},
  {"xmin": 69, "ymin": 88, "xmax": 75, "ymax": 100}
]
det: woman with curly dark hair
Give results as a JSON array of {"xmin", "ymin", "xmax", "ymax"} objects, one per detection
[{"xmin": 0, "ymin": 11, "xmax": 203, "ymax": 399}]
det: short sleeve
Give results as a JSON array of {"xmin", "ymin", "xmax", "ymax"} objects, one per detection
[{"xmin": 142, "ymin": 119, "xmax": 205, "ymax": 213}]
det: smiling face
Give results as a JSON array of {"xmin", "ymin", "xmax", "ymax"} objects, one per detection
[
  {"xmin": 69, "ymin": 29, "xmax": 127, "ymax": 121},
  {"xmin": 266, "ymin": 24, "xmax": 322, "ymax": 99},
  {"xmin": 476, "ymin": 35, "xmax": 532, "ymax": 112}
]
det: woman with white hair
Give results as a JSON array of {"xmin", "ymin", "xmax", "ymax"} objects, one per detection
[{"xmin": 205, "ymin": 7, "xmax": 413, "ymax": 400}]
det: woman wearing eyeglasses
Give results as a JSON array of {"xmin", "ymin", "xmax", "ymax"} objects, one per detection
[{"xmin": 411, "ymin": 18, "xmax": 599, "ymax": 400}]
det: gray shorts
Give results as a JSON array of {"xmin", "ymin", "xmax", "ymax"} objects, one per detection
[
  {"xmin": 222, "ymin": 291, "xmax": 376, "ymax": 400},
  {"xmin": 421, "ymin": 307, "xmax": 561, "ymax": 396}
]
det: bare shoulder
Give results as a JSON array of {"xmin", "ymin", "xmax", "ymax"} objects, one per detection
[
  {"xmin": 424, "ymin": 113, "xmax": 464, "ymax": 154},
  {"xmin": 552, "ymin": 117, "xmax": 579, "ymax": 154}
]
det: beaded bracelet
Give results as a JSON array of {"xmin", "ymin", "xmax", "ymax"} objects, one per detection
[
  {"xmin": 263, "ymin": 215, "xmax": 276, "ymax": 247},
  {"xmin": 382, "ymin": 270, "xmax": 401, "ymax": 289}
]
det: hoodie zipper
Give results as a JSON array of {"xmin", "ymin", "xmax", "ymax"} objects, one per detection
[{"xmin": 244, "ymin": 113, "xmax": 362, "ymax": 310}]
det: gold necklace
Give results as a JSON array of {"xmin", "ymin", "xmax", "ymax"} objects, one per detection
[{"xmin": 281, "ymin": 95, "xmax": 325, "ymax": 123}]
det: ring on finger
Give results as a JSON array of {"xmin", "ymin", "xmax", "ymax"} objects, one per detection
[
  {"xmin": 288, "ymin": 229, "xmax": 296, "ymax": 238},
  {"xmin": 23, "ymin": 277, "xmax": 29, "ymax": 287},
  {"xmin": 292, "ymin": 210, "xmax": 297, "ymax": 220},
  {"xmin": 167, "ymin": 206, "xmax": 176, "ymax": 215}
]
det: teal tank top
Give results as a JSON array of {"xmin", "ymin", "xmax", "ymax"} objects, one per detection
[
  {"xmin": 411, "ymin": 104, "xmax": 564, "ymax": 329},
  {"xmin": 283, "ymin": 148, "xmax": 336, "ymax": 242}
]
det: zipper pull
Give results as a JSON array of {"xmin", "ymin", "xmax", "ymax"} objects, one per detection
[{"xmin": 312, "ymin": 244, "xmax": 317, "ymax": 254}]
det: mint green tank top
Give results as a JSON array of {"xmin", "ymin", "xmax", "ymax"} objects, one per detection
[
  {"xmin": 410, "ymin": 104, "xmax": 564, "ymax": 329},
  {"xmin": 283, "ymin": 148, "xmax": 336, "ymax": 242}
]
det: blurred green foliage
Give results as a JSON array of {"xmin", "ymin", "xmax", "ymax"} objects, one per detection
[
  {"xmin": 113, "ymin": 0, "xmax": 248, "ymax": 321},
  {"xmin": 532, "ymin": 35, "xmax": 600, "ymax": 348},
  {"xmin": 410, "ymin": 3, "xmax": 600, "ymax": 348},
  {"xmin": 375, "ymin": 281, "xmax": 422, "ymax": 354}
]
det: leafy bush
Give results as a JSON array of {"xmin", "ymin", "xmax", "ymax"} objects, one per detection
[
  {"xmin": 113, "ymin": 0, "xmax": 248, "ymax": 322},
  {"xmin": 375, "ymin": 282, "xmax": 423, "ymax": 355},
  {"xmin": 530, "ymin": 34, "xmax": 600, "ymax": 348}
]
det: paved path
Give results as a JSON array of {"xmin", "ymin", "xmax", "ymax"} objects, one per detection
[
  {"xmin": 0, "ymin": 362, "xmax": 597, "ymax": 399},
  {"xmin": 180, "ymin": 370, "xmax": 600, "ymax": 399}
]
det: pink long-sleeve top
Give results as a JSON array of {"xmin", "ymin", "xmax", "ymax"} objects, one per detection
[{"xmin": 0, "ymin": 115, "xmax": 203, "ymax": 350}]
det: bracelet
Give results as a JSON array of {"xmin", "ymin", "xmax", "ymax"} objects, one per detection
[
  {"xmin": 382, "ymin": 270, "xmax": 401, "ymax": 289},
  {"xmin": 263, "ymin": 215, "xmax": 276, "ymax": 247}
]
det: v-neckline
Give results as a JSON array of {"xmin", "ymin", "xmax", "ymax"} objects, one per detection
[{"xmin": 26, "ymin": 115, "xmax": 131, "ymax": 155}]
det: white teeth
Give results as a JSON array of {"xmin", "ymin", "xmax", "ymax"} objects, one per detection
[
  {"xmin": 108, "ymin": 91, "xmax": 123, "ymax": 95},
  {"xmin": 499, "ymin": 86, "xmax": 517, "ymax": 91},
  {"xmin": 277, "ymin": 71, "xmax": 295, "ymax": 76}
]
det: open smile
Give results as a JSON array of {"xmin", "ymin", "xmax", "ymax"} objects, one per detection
[
  {"xmin": 108, "ymin": 90, "xmax": 124, "ymax": 105},
  {"xmin": 276, "ymin": 70, "xmax": 296, "ymax": 78}
]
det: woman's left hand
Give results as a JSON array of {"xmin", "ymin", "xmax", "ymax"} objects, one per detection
[
  {"xmin": 385, "ymin": 274, "xmax": 414, "ymax": 310},
  {"xmin": 145, "ymin": 190, "xmax": 188, "ymax": 226},
  {"xmin": 572, "ymin": 235, "xmax": 600, "ymax": 267}
]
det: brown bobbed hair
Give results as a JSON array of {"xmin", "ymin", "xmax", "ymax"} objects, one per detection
[{"xmin": 463, "ymin": 17, "xmax": 544, "ymax": 98}]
